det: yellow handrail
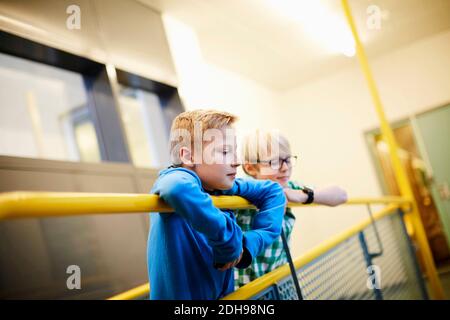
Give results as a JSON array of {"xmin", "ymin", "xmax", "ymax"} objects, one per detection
[
  {"xmin": 224, "ymin": 204, "xmax": 399, "ymax": 300},
  {"xmin": 108, "ymin": 203, "xmax": 403, "ymax": 300},
  {"xmin": 0, "ymin": 191, "xmax": 410, "ymax": 220},
  {"xmin": 0, "ymin": 191, "xmax": 253, "ymax": 220},
  {"xmin": 108, "ymin": 283, "xmax": 150, "ymax": 300}
]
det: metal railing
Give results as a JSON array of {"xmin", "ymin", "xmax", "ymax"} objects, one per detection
[
  {"xmin": 0, "ymin": 191, "xmax": 407, "ymax": 219},
  {"xmin": 224, "ymin": 205, "xmax": 427, "ymax": 300},
  {"xmin": 0, "ymin": 192, "xmax": 434, "ymax": 300}
]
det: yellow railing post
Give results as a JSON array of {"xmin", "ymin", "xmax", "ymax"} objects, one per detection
[{"xmin": 341, "ymin": 0, "xmax": 445, "ymax": 299}]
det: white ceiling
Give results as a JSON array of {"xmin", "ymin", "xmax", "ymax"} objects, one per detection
[
  {"xmin": 139, "ymin": 0, "xmax": 450, "ymax": 91},
  {"xmin": 0, "ymin": 0, "xmax": 177, "ymax": 86}
]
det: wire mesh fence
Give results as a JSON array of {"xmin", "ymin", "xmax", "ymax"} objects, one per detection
[{"xmin": 250, "ymin": 209, "xmax": 427, "ymax": 300}]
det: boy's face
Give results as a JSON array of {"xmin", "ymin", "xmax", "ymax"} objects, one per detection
[
  {"xmin": 191, "ymin": 125, "xmax": 239, "ymax": 191},
  {"xmin": 245, "ymin": 151, "xmax": 293, "ymax": 188}
]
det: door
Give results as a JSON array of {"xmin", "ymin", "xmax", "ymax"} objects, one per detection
[{"xmin": 414, "ymin": 104, "xmax": 450, "ymax": 251}]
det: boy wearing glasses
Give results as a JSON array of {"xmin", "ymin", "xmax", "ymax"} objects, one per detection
[{"xmin": 235, "ymin": 129, "xmax": 348, "ymax": 288}]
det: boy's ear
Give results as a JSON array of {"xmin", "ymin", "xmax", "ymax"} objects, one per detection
[
  {"xmin": 179, "ymin": 146, "xmax": 195, "ymax": 167},
  {"xmin": 243, "ymin": 163, "xmax": 258, "ymax": 177}
]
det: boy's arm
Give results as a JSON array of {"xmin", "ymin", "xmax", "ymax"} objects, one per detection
[
  {"xmin": 284, "ymin": 185, "xmax": 348, "ymax": 206},
  {"xmin": 228, "ymin": 179, "xmax": 286, "ymax": 267},
  {"xmin": 156, "ymin": 171, "xmax": 243, "ymax": 266}
]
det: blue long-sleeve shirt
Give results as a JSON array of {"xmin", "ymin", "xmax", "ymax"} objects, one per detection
[{"xmin": 147, "ymin": 167, "xmax": 286, "ymax": 300}]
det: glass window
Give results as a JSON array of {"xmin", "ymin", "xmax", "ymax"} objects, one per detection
[
  {"xmin": 0, "ymin": 52, "xmax": 101, "ymax": 163},
  {"xmin": 118, "ymin": 86, "xmax": 170, "ymax": 168},
  {"xmin": 73, "ymin": 120, "xmax": 101, "ymax": 163}
]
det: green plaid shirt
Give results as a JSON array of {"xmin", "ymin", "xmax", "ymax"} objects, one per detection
[{"xmin": 234, "ymin": 181, "xmax": 302, "ymax": 289}]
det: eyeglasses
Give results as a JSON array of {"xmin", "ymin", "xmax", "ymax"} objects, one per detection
[{"xmin": 258, "ymin": 156, "xmax": 298, "ymax": 170}]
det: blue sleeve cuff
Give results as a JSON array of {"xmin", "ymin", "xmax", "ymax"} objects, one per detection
[
  {"xmin": 241, "ymin": 231, "xmax": 262, "ymax": 262},
  {"xmin": 235, "ymin": 237, "xmax": 252, "ymax": 269}
]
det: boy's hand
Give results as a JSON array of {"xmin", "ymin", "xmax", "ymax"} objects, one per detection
[{"xmin": 217, "ymin": 249, "xmax": 243, "ymax": 271}]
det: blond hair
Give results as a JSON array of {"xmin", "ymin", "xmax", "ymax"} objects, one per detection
[
  {"xmin": 242, "ymin": 129, "xmax": 291, "ymax": 172},
  {"xmin": 169, "ymin": 109, "xmax": 238, "ymax": 164}
]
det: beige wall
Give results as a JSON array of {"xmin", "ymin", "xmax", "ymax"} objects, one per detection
[
  {"xmin": 162, "ymin": 14, "xmax": 282, "ymax": 168},
  {"xmin": 282, "ymin": 30, "xmax": 450, "ymax": 257}
]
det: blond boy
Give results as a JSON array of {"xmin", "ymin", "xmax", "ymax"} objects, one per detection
[{"xmin": 147, "ymin": 111, "xmax": 286, "ymax": 299}]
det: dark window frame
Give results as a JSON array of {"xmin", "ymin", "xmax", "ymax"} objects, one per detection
[
  {"xmin": 115, "ymin": 68, "xmax": 185, "ymax": 139},
  {"xmin": 0, "ymin": 30, "xmax": 130, "ymax": 163}
]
